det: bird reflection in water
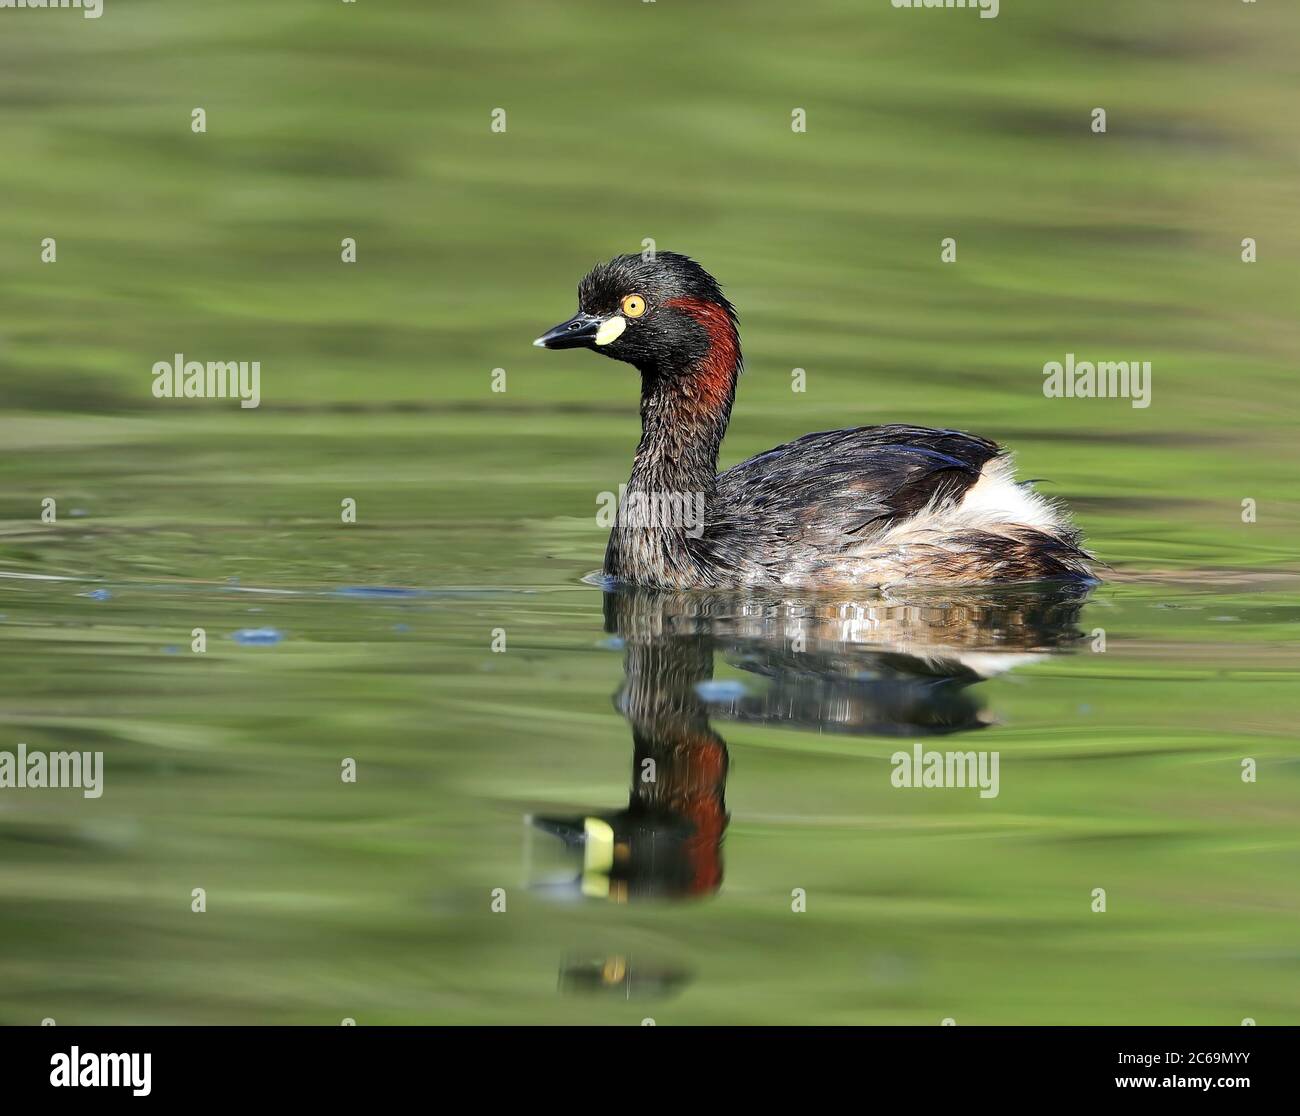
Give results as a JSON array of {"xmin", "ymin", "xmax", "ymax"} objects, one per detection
[
  {"xmin": 530, "ymin": 582, "xmax": 1090, "ymax": 997},
  {"xmin": 533, "ymin": 583, "xmax": 1089, "ymax": 899}
]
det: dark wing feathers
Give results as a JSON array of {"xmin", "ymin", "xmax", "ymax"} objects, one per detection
[{"xmin": 714, "ymin": 425, "xmax": 999, "ymax": 544}]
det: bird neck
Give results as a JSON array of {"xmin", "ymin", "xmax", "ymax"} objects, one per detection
[
  {"xmin": 630, "ymin": 297, "xmax": 742, "ymax": 498},
  {"xmin": 606, "ymin": 342, "xmax": 739, "ymax": 587},
  {"xmin": 630, "ymin": 372, "xmax": 732, "ymax": 499}
]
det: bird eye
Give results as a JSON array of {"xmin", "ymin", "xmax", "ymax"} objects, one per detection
[{"xmin": 620, "ymin": 294, "xmax": 647, "ymax": 319}]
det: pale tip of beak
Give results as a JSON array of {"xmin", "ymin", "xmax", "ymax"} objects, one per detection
[{"xmin": 532, "ymin": 337, "xmax": 546, "ymax": 348}]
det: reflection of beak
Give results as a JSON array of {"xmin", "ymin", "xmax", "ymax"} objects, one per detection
[
  {"xmin": 529, "ymin": 815, "xmax": 586, "ymax": 846},
  {"xmin": 527, "ymin": 814, "xmax": 620, "ymax": 900},
  {"xmin": 533, "ymin": 311, "xmax": 626, "ymax": 349}
]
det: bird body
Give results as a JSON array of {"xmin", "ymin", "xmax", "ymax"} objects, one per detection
[{"xmin": 536, "ymin": 252, "xmax": 1094, "ymax": 591}]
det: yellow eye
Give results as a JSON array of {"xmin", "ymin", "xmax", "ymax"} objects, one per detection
[{"xmin": 620, "ymin": 294, "xmax": 647, "ymax": 319}]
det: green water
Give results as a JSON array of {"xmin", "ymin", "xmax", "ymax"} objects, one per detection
[{"xmin": 1, "ymin": 1, "xmax": 1297, "ymax": 1024}]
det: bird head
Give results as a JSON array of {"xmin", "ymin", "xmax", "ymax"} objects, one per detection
[{"xmin": 534, "ymin": 252, "xmax": 740, "ymax": 388}]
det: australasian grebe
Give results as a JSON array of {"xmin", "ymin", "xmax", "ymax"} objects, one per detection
[{"xmin": 535, "ymin": 252, "xmax": 1094, "ymax": 590}]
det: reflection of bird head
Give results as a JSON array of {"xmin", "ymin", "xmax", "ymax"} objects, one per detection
[
  {"xmin": 526, "ymin": 610, "xmax": 729, "ymax": 904},
  {"xmin": 529, "ymin": 806, "xmax": 721, "ymax": 902}
]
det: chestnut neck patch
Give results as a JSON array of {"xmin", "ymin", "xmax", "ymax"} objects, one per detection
[{"xmin": 664, "ymin": 296, "xmax": 741, "ymax": 414}]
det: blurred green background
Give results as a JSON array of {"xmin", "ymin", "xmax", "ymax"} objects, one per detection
[{"xmin": 0, "ymin": 0, "xmax": 1296, "ymax": 1024}]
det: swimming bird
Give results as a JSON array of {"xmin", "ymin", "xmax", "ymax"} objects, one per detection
[{"xmin": 534, "ymin": 252, "xmax": 1094, "ymax": 590}]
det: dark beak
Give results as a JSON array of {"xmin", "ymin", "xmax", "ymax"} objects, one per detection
[
  {"xmin": 533, "ymin": 311, "xmax": 602, "ymax": 350},
  {"xmin": 529, "ymin": 814, "xmax": 588, "ymax": 847}
]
